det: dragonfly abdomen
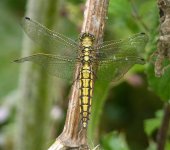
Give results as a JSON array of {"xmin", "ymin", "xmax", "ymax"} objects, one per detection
[
  {"xmin": 79, "ymin": 33, "xmax": 95, "ymax": 128},
  {"xmin": 79, "ymin": 64, "xmax": 94, "ymax": 128}
]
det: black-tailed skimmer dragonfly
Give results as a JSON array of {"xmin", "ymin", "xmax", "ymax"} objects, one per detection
[{"xmin": 15, "ymin": 17, "xmax": 148, "ymax": 128}]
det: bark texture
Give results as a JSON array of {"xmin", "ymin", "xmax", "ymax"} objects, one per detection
[
  {"xmin": 155, "ymin": 1, "xmax": 170, "ymax": 149},
  {"xmin": 155, "ymin": 0, "xmax": 170, "ymax": 77},
  {"xmin": 48, "ymin": 0, "xmax": 109, "ymax": 149}
]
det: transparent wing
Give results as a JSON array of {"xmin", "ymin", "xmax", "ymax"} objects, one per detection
[
  {"xmin": 96, "ymin": 33, "xmax": 149, "ymax": 59},
  {"xmin": 14, "ymin": 53, "xmax": 77, "ymax": 80},
  {"xmin": 95, "ymin": 33, "xmax": 148, "ymax": 82},
  {"xmin": 22, "ymin": 17, "xmax": 79, "ymax": 57},
  {"xmin": 97, "ymin": 57, "xmax": 144, "ymax": 82}
]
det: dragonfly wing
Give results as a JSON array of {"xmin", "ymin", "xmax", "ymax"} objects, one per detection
[
  {"xmin": 22, "ymin": 17, "xmax": 79, "ymax": 57},
  {"xmin": 94, "ymin": 33, "xmax": 148, "ymax": 82},
  {"xmin": 97, "ymin": 57, "xmax": 145, "ymax": 82},
  {"xmin": 97, "ymin": 33, "xmax": 148, "ymax": 59},
  {"xmin": 14, "ymin": 53, "xmax": 77, "ymax": 80}
]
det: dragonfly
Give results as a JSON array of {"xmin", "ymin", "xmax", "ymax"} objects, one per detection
[{"xmin": 15, "ymin": 17, "xmax": 148, "ymax": 128}]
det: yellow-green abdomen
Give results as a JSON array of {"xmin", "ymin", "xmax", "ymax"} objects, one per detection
[
  {"xmin": 79, "ymin": 32, "xmax": 95, "ymax": 128},
  {"xmin": 79, "ymin": 64, "xmax": 93, "ymax": 128}
]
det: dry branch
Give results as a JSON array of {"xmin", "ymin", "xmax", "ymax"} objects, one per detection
[
  {"xmin": 157, "ymin": 102, "xmax": 170, "ymax": 150},
  {"xmin": 155, "ymin": 0, "xmax": 170, "ymax": 77},
  {"xmin": 155, "ymin": 1, "xmax": 170, "ymax": 149}
]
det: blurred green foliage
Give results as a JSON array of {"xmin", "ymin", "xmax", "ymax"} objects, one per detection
[
  {"xmin": 0, "ymin": 1, "xmax": 24, "ymax": 99},
  {"xmin": 147, "ymin": 62, "xmax": 170, "ymax": 101},
  {"xmin": 101, "ymin": 132, "xmax": 129, "ymax": 150},
  {"xmin": 0, "ymin": 0, "xmax": 170, "ymax": 150},
  {"xmin": 144, "ymin": 110, "xmax": 170, "ymax": 150}
]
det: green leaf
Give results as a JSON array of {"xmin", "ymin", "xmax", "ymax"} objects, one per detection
[
  {"xmin": 146, "ymin": 63, "xmax": 170, "ymax": 101},
  {"xmin": 109, "ymin": 0, "xmax": 131, "ymax": 15},
  {"xmin": 165, "ymin": 142, "xmax": 170, "ymax": 150},
  {"xmin": 146, "ymin": 141, "xmax": 157, "ymax": 150},
  {"xmin": 145, "ymin": 110, "xmax": 170, "ymax": 150},
  {"xmin": 101, "ymin": 132, "xmax": 129, "ymax": 150},
  {"xmin": 144, "ymin": 110, "xmax": 163, "ymax": 136}
]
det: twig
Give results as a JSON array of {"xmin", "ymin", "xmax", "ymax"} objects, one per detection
[
  {"xmin": 157, "ymin": 102, "xmax": 170, "ymax": 150},
  {"xmin": 156, "ymin": 1, "xmax": 170, "ymax": 147},
  {"xmin": 155, "ymin": 0, "xmax": 170, "ymax": 77},
  {"xmin": 48, "ymin": 0, "xmax": 109, "ymax": 149}
]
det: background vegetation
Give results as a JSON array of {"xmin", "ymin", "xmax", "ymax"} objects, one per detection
[{"xmin": 0, "ymin": 0, "xmax": 169, "ymax": 150}]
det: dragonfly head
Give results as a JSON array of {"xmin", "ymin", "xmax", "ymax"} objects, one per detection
[{"xmin": 80, "ymin": 33, "xmax": 95, "ymax": 47}]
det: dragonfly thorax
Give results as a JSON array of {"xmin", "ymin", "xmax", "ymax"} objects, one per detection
[
  {"xmin": 79, "ymin": 45, "xmax": 95, "ymax": 63},
  {"xmin": 80, "ymin": 51, "xmax": 94, "ymax": 63},
  {"xmin": 81, "ymin": 37, "xmax": 93, "ymax": 47}
]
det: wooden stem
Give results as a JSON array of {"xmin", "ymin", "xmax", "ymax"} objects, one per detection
[
  {"xmin": 155, "ymin": 0, "xmax": 170, "ymax": 77},
  {"xmin": 157, "ymin": 102, "xmax": 170, "ymax": 150}
]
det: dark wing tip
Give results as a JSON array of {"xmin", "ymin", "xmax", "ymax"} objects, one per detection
[
  {"xmin": 140, "ymin": 58, "xmax": 145, "ymax": 61},
  {"xmin": 139, "ymin": 32, "xmax": 149, "ymax": 42},
  {"xmin": 139, "ymin": 58, "xmax": 145, "ymax": 64},
  {"xmin": 140, "ymin": 32, "xmax": 146, "ymax": 35},
  {"xmin": 25, "ymin": 17, "xmax": 31, "ymax": 20},
  {"xmin": 13, "ymin": 58, "xmax": 24, "ymax": 63},
  {"xmin": 13, "ymin": 59, "xmax": 20, "ymax": 63}
]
